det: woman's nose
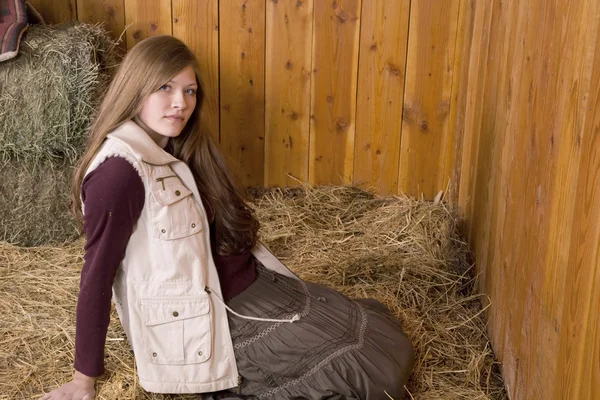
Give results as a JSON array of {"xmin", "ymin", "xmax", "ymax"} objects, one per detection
[{"xmin": 171, "ymin": 91, "xmax": 187, "ymax": 109}]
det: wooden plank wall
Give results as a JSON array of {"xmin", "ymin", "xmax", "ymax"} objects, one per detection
[
  {"xmin": 29, "ymin": 0, "xmax": 463, "ymax": 199},
  {"xmin": 454, "ymin": 0, "xmax": 600, "ymax": 399}
]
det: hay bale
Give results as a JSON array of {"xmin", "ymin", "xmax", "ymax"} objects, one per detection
[
  {"xmin": 0, "ymin": 186, "xmax": 508, "ymax": 399},
  {"xmin": 0, "ymin": 160, "xmax": 79, "ymax": 246},
  {"xmin": 0, "ymin": 23, "xmax": 119, "ymax": 165}
]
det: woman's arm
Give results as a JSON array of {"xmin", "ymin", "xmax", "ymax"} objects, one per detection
[{"xmin": 39, "ymin": 157, "xmax": 144, "ymax": 399}]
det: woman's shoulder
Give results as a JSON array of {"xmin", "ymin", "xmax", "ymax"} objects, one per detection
[{"xmin": 82, "ymin": 156, "xmax": 145, "ymax": 205}]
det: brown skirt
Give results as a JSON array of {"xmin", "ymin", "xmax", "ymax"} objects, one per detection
[{"xmin": 206, "ymin": 262, "xmax": 414, "ymax": 400}]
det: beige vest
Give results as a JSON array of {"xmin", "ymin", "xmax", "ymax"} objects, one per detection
[{"xmin": 83, "ymin": 121, "xmax": 296, "ymax": 393}]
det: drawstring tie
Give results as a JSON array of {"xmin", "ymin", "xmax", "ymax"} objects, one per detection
[{"xmin": 205, "ymin": 287, "xmax": 301, "ymax": 324}]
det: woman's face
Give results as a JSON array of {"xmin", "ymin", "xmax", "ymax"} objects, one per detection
[{"xmin": 134, "ymin": 65, "xmax": 198, "ymax": 148}]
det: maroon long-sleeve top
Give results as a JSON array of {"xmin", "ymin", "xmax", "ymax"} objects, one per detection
[{"xmin": 74, "ymin": 156, "xmax": 256, "ymax": 377}]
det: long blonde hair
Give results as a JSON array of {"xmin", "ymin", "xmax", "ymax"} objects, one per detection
[{"xmin": 71, "ymin": 35, "xmax": 258, "ymax": 255}]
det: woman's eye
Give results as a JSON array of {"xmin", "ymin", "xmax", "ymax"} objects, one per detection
[
  {"xmin": 159, "ymin": 84, "xmax": 170, "ymax": 91},
  {"xmin": 185, "ymin": 88, "xmax": 197, "ymax": 95}
]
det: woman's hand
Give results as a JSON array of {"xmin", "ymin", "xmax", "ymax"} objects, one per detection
[{"xmin": 39, "ymin": 371, "xmax": 96, "ymax": 400}]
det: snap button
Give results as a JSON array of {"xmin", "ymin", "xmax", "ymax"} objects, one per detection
[
  {"xmin": 191, "ymin": 223, "xmax": 196, "ymax": 228},
  {"xmin": 172, "ymin": 311, "xmax": 179, "ymax": 317},
  {"xmin": 152, "ymin": 352, "xmax": 157, "ymax": 357},
  {"xmin": 161, "ymin": 229, "xmax": 166, "ymax": 234},
  {"xmin": 197, "ymin": 351, "xmax": 203, "ymax": 356},
  {"xmin": 175, "ymin": 190, "xmax": 181, "ymax": 196}
]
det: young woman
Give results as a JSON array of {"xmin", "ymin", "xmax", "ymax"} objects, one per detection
[{"xmin": 40, "ymin": 35, "xmax": 414, "ymax": 400}]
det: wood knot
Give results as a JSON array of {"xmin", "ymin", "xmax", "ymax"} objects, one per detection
[
  {"xmin": 336, "ymin": 118, "xmax": 349, "ymax": 131},
  {"xmin": 370, "ymin": 43, "xmax": 377, "ymax": 51},
  {"xmin": 150, "ymin": 23, "xmax": 158, "ymax": 31},
  {"xmin": 420, "ymin": 120, "xmax": 428, "ymax": 132},
  {"xmin": 387, "ymin": 63, "xmax": 401, "ymax": 77},
  {"xmin": 107, "ymin": 6, "xmax": 116, "ymax": 17},
  {"xmin": 327, "ymin": 95, "xmax": 334, "ymax": 103},
  {"xmin": 133, "ymin": 30, "xmax": 142, "ymax": 40},
  {"xmin": 285, "ymin": 60, "xmax": 292, "ymax": 69},
  {"xmin": 336, "ymin": 10, "xmax": 348, "ymax": 23}
]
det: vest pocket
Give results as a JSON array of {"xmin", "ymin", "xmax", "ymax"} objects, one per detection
[
  {"xmin": 140, "ymin": 295, "xmax": 212, "ymax": 365},
  {"xmin": 150, "ymin": 177, "xmax": 203, "ymax": 240}
]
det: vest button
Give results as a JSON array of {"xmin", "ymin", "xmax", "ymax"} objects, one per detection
[
  {"xmin": 175, "ymin": 190, "xmax": 181, "ymax": 196},
  {"xmin": 161, "ymin": 229, "xmax": 166, "ymax": 234},
  {"xmin": 172, "ymin": 311, "xmax": 179, "ymax": 317},
  {"xmin": 191, "ymin": 223, "xmax": 196, "ymax": 228},
  {"xmin": 152, "ymin": 352, "xmax": 157, "ymax": 357},
  {"xmin": 198, "ymin": 351, "xmax": 203, "ymax": 356}
]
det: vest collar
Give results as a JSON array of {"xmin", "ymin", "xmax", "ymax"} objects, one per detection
[{"xmin": 107, "ymin": 120, "xmax": 179, "ymax": 166}]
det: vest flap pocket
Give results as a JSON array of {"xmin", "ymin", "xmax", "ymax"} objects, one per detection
[
  {"xmin": 141, "ymin": 296, "xmax": 210, "ymax": 327},
  {"xmin": 151, "ymin": 180, "xmax": 193, "ymax": 207},
  {"xmin": 140, "ymin": 295, "xmax": 213, "ymax": 365}
]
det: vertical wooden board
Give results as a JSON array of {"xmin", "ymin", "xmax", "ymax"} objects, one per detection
[
  {"xmin": 219, "ymin": 0, "xmax": 265, "ymax": 187},
  {"xmin": 557, "ymin": 76, "xmax": 600, "ymax": 400},
  {"xmin": 77, "ymin": 0, "xmax": 126, "ymax": 51},
  {"xmin": 124, "ymin": 0, "xmax": 172, "ymax": 49},
  {"xmin": 398, "ymin": 0, "xmax": 460, "ymax": 199},
  {"xmin": 172, "ymin": 0, "xmax": 220, "ymax": 140},
  {"xmin": 472, "ymin": 0, "xmax": 516, "ymax": 369},
  {"xmin": 457, "ymin": 0, "xmax": 494, "ymax": 228},
  {"xmin": 447, "ymin": 0, "xmax": 476, "ymax": 208},
  {"xmin": 515, "ymin": 2, "xmax": 568, "ymax": 396},
  {"xmin": 497, "ymin": 3, "xmax": 545, "ymax": 396},
  {"xmin": 555, "ymin": 3, "xmax": 600, "ymax": 397},
  {"xmin": 353, "ymin": 0, "xmax": 409, "ymax": 195},
  {"xmin": 264, "ymin": 0, "xmax": 313, "ymax": 187},
  {"xmin": 309, "ymin": 0, "xmax": 361, "ymax": 186},
  {"xmin": 28, "ymin": 0, "xmax": 76, "ymax": 23}
]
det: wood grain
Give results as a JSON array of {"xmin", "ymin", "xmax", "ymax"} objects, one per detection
[
  {"xmin": 309, "ymin": 0, "xmax": 361, "ymax": 186},
  {"xmin": 124, "ymin": 0, "xmax": 172, "ymax": 49},
  {"xmin": 219, "ymin": 0, "xmax": 266, "ymax": 187},
  {"xmin": 458, "ymin": 0, "xmax": 600, "ymax": 398},
  {"xmin": 264, "ymin": 0, "xmax": 313, "ymax": 187},
  {"xmin": 76, "ymin": 0, "xmax": 126, "ymax": 50},
  {"xmin": 398, "ymin": 0, "xmax": 460, "ymax": 199},
  {"xmin": 172, "ymin": 0, "xmax": 220, "ymax": 141},
  {"xmin": 27, "ymin": 0, "xmax": 76, "ymax": 23},
  {"xmin": 353, "ymin": 0, "xmax": 410, "ymax": 195}
]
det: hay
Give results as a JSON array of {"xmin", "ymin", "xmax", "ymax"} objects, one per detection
[
  {"xmin": 0, "ymin": 23, "xmax": 119, "ymax": 166},
  {"xmin": 0, "ymin": 160, "xmax": 79, "ymax": 246},
  {"xmin": 0, "ymin": 186, "xmax": 507, "ymax": 399}
]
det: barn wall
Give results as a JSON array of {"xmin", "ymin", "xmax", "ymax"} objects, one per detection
[
  {"xmin": 454, "ymin": 0, "xmax": 600, "ymax": 398},
  {"xmin": 28, "ymin": 0, "xmax": 461, "ymax": 198}
]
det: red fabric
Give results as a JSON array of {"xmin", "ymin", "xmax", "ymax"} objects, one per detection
[{"xmin": 0, "ymin": 0, "xmax": 28, "ymax": 62}]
